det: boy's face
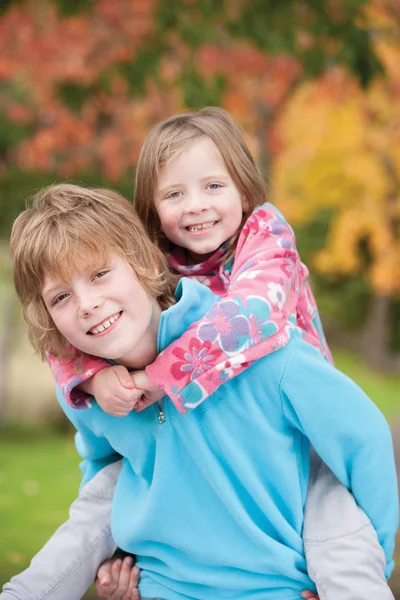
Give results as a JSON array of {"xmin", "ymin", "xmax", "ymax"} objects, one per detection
[
  {"xmin": 42, "ymin": 254, "xmax": 161, "ymax": 369},
  {"xmin": 154, "ymin": 137, "xmax": 243, "ymax": 263}
]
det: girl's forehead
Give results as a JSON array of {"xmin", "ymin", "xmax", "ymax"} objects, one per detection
[{"xmin": 159, "ymin": 137, "xmax": 227, "ymax": 183}]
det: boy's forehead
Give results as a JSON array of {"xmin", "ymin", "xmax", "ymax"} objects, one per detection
[{"xmin": 41, "ymin": 250, "xmax": 111, "ymax": 289}]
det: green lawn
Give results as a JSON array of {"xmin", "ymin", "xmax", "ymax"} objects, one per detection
[
  {"xmin": 0, "ymin": 427, "xmax": 81, "ymax": 585},
  {"xmin": 0, "ymin": 348, "xmax": 399, "ymax": 588},
  {"xmin": 333, "ymin": 348, "xmax": 400, "ymax": 422}
]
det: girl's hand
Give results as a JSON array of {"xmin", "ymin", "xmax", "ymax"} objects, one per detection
[
  {"xmin": 96, "ymin": 555, "xmax": 140, "ymax": 599},
  {"xmin": 131, "ymin": 371, "xmax": 165, "ymax": 411},
  {"xmin": 92, "ymin": 365, "xmax": 144, "ymax": 416},
  {"xmin": 301, "ymin": 590, "xmax": 319, "ymax": 599}
]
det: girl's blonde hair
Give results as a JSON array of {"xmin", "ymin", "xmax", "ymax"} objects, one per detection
[
  {"xmin": 134, "ymin": 106, "xmax": 267, "ymax": 261},
  {"xmin": 11, "ymin": 183, "xmax": 177, "ymax": 359}
]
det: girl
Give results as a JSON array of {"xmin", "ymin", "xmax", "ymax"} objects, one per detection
[
  {"xmin": 7, "ymin": 184, "xmax": 397, "ymax": 600},
  {"xmin": 48, "ymin": 107, "xmax": 332, "ymax": 416}
]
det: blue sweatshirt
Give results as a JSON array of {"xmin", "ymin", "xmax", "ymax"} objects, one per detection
[{"xmin": 57, "ymin": 279, "xmax": 398, "ymax": 600}]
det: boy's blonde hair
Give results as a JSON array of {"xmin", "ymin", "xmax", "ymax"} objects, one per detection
[
  {"xmin": 11, "ymin": 183, "xmax": 177, "ymax": 359},
  {"xmin": 134, "ymin": 107, "xmax": 267, "ymax": 261}
]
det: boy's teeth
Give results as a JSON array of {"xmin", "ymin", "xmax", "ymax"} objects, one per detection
[
  {"xmin": 90, "ymin": 312, "xmax": 120, "ymax": 334},
  {"xmin": 187, "ymin": 221, "xmax": 216, "ymax": 232}
]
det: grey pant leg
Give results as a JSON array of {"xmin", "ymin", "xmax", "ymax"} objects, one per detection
[
  {"xmin": 1, "ymin": 460, "xmax": 122, "ymax": 600},
  {"xmin": 303, "ymin": 449, "xmax": 394, "ymax": 600}
]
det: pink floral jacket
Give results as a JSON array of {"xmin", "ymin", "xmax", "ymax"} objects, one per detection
[{"xmin": 47, "ymin": 203, "xmax": 332, "ymax": 413}]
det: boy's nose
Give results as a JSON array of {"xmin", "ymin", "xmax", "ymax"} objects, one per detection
[{"xmin": 78, "ymin": 293, "xmax": 102, "ymax": 317}]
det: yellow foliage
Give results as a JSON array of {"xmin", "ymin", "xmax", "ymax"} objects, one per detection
[{"xmin": 273, "ymin": 16, "xmax": 400, "ymax": 297}]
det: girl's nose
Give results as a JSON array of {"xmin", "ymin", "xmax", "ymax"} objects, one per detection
[{"xmin": 185, "ymin": 192, "xmax": 209, "ymax": 213}]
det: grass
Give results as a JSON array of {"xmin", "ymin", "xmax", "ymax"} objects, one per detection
[
  {"xmin": 0, "ymin": 348, "xmax": 399, "ymax": 589},
  {"xmin": 333, "ymin": 348, "xmax": 400, "ymax": 422},
  {"xmin": 0, "ymin": 427, "xmax": 81, "ymax": 584}
]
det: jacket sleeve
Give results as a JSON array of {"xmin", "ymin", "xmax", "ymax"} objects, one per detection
[
  {"xmin": 47, "ymin": 349, "xmax": 110, "ymax": 408},
  {"xmin": 55, "ymin": 385, "xmax": 122, "ymax": 488},
  {"xmin": 145, "ymin": 204, "xmax": 306, "ymax": 414},
  {"xmin": 280, "ymin": 340, "xmax": 399, "ymax": 578}
]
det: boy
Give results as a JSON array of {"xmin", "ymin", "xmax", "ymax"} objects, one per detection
[{"xmin": 3, "ymin": 184, "xmax": 398, "ymax": 600}]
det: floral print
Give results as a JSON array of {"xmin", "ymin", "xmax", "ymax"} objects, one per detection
[
  {"xmin": 198, "ymin": 296, "xmax": 277, "ymax": 355},
  {"xmin": 170, "ymin": 338, "xmax": 223, "ymax": 386},
  {"xmin": 267, "ymin": 282, "xmax": 286, "ymax": 310}
]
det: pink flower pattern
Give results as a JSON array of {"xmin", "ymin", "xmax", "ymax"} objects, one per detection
[{"xmin": 170, "ymin": 339, "xmax": 223, "ymax": 386}]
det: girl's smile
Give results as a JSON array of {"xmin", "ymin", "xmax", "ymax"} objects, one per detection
[{"xmin": 185, "ymin": 220, "xmax": 219, "ymax": 233}]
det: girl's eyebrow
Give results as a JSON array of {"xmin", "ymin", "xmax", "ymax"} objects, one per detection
[
  {"xmin": 199, "ymin": 173, "xmax": 229, "ymax": 182},
  {"xmin": 157, "ymin": 183, "xmax": 183, "ymax": 195},
  {"xmin": 157, "ymin": 173, "xmax": 230, "ymax": 194}
]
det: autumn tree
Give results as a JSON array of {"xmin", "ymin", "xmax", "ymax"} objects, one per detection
[
  {"xmin": 273, "ymin": 0, "xmax": 400, "ymax": 367},
  {"xmin": 0, "ymin": 0, "xmax": 397, "ymax": 368},
  {"xmin": 0, "ymin": 0, "xmax": 382, "ymax": 198}
]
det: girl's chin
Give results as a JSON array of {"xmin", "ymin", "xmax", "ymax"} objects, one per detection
[
  {"xmin": 186, "ymin": 253, "xmax": 211, "ymax": 265},
  {"xmin": 186, "ymin": 240, "xmax": 220, "ymax": 257}
]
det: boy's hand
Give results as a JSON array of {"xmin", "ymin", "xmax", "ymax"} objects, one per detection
[
  {"xmin": 96, "ymin": 555, "xmax": 140, "ymax": 599},
  {"xmin": 131, "ymin": 371, "xmax": 165, "ymax": 412},
  {"xmin": 301, "ymin": 591, "xmax": 319, "ymax": 599},
  {"xmin": 92, "ymin": 366, "xmax": 143, "ymax": 417}
]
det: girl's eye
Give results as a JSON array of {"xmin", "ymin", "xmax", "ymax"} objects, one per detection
[
  {"xmin": 166, "ymin": 190, "xmax": 182, "ymax": 200},
  {"xmin": 207, "ymin": 183, "xmax": 222, "ymax": 190}
]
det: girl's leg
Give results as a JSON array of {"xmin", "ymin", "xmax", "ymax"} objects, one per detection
[{"xmin": 303, "ymin": 449, "xmax": 394, "ymax": 600}]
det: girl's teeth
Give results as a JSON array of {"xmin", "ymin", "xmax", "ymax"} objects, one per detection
[
  {"xmin": 188, "ymin": 221, "xmax": 216, "ymax": 232},
  {"xmin": 90, "ymin": 312, "xmax": 120, "ymax": 334}
]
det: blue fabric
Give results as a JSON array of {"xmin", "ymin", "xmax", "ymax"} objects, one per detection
[{"xmin": 57, "ymin": 278, "xmax": 398, "ymax": 600}]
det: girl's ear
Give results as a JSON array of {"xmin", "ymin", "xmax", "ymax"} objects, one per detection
[{"xmin": 242, "ymin": 196, "xmax": 249, "ymax": 212}]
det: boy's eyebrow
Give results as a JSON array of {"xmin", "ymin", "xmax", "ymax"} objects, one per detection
[{"xmin": 42, "ymin": 281, "xmax": 64, "ymax": 299}]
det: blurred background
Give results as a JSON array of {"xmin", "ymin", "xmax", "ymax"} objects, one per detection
[{"xmin": 0, "ymin": 0, "xmax": 399, "ymax": 596}]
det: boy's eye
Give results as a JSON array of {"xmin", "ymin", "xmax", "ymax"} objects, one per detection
[
  {"xmin": 93, "ymin": 270, "xmax": 109, "ymax": 280},
  {"xmin": 53, "ymin": 293, "xmax": 69, "ymax": 305}
]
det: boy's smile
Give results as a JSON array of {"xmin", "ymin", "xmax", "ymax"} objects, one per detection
[
  {"xmin": 155, "ymin": 137, "xmax": 244, "ymax": 263},
  {"xmin": 87, "ymin": 310, "xmax": 122, "ymax": 336},
  {"xmin": 42, "ymin": 254, "xmax": 161, "ymax": 369}
]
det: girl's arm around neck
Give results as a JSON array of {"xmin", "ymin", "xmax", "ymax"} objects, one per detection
[
  {"xmin": 47, "ymin": 350, "xmax": 110, "ymax": 408},
  {"xmin": 145, "ymin": 203, "xmax": 329, "ymax": 414}
]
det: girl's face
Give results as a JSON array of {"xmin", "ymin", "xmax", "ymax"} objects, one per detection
[
  {"xmin": 42, "ymin": 254, "xmax": 161, "ymax": 369},
  {"xmin": 154, "ymin": 137, "xmax": 244, "ymax": 263}
]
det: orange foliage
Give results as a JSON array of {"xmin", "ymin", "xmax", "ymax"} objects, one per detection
[
  {"xmin": 196, "ymin": 42, "xmax": 301, "ymax": 143},
  {"xmin": 0, "ymin": 0, "xmax": 305, "ymax": 179},
  {"xmin": 1, "ymin": 0, "xmax": 399, "ymax": 295},
  {"xmin": 0, "ymin": 0, "xmax": 166, "ymax": 177}
]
